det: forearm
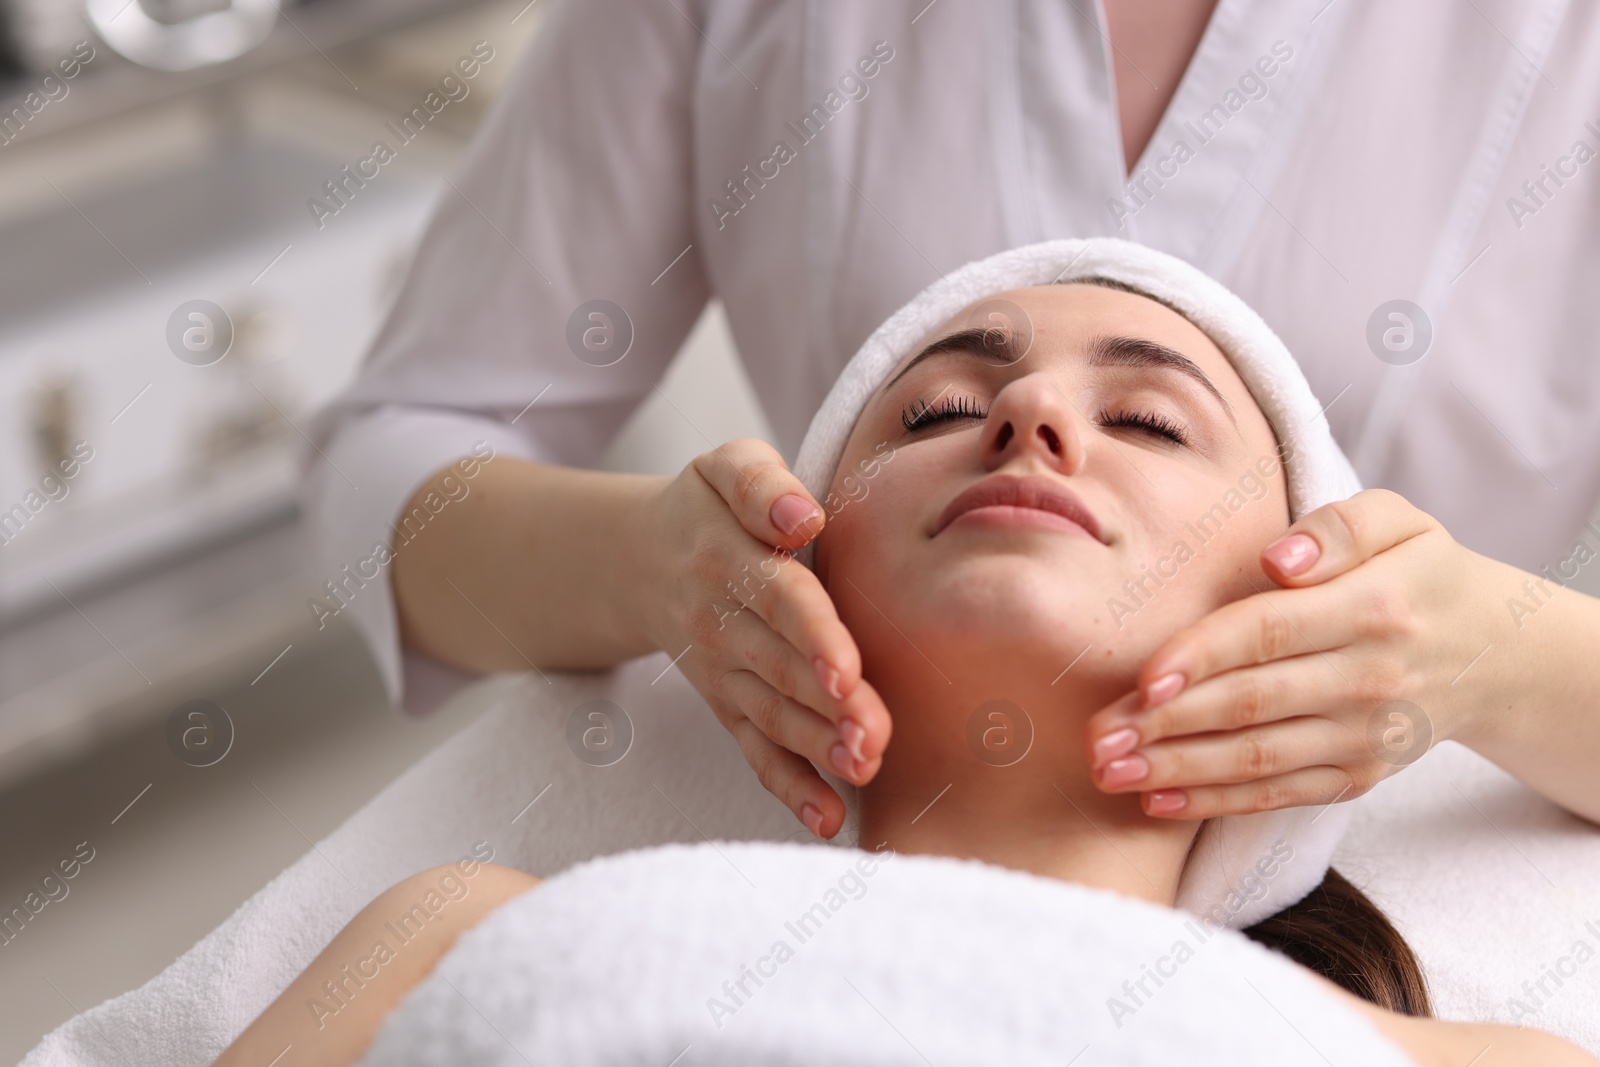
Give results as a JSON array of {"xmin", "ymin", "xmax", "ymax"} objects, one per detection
[
  {"xmin": 1457, "ymin": 571, "xmax": 1600, "ymax": 824},
  {"xmin": 391, "ymin": 456, "xmax": 669, "ymax": 673},
  {"xmin": 214, "ymin": 863, "xmax": 540, "ymax": 1067}
]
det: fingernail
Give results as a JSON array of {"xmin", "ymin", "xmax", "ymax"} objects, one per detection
[
  {"xmin": 814, "ymin": 657, "xmax": 844, "ymax": 701},
  {"xmin": 1146, "ymin": 790, "xmax": 1188, "ymax": 815},
  {"xmin": 829, "ymin": 742, "xmax": 854, "ymax": 778},
  {"xmin": 1092, "ymin": 727, "xmax": 1139, "ymax": 765},
  {"xmin": 840, "ymin": 719, "xmax": 867, "ymax": 762},
  {"xmin": 801, "ymin": 802, "xmax": 824, "ymax": 837},
  {"xmin": 1144, "ymin": 672, "xmax": 1185, "ymax": 708},
  {"xmin": 1099, "ymin": 754, "xmax": 1149, "ymax": 788},
  {"xmin": 1264, "ymin": 533, "xmax": 1319, "ymax": 576},
  {"xmin": 772, "ymin": 494, "xmax": 821, "ymax": 536}
]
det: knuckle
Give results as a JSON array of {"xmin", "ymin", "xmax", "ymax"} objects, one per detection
[
  {"xmin": 750, "ymin": 746, "xmax": 783, "ymax": 794},
  {"xmin": 1363, "ymin": 487, "xmax": 1406, "ymax": 512},
  {"xmin": 1226, "ymin": 676, "xmax": 1273, "ymax": 729},
  {"xmin": 1357, "ymin": 587, "xmax": 1410, "ymax": 638},
  {"xmin": 704, "ymin": 692, "xmax": 740, "ymax": 731},
  {"xmin": 731, "ymin": 450, "xmax": 785, "ymax": 510},
  {"xmin": 1354, "ymin": 655, "xmax": 1404, "ymax": 705},
  {"xmin": 1238, "ymin": 732, "xmax": 1276, "ymax": 778},
  {"xmin": 1162, "ymin": 744, "xmax": 1197, "ymax": 785},
  {"xmin": 702, "ymin": 668, "xmax": 733, "ymax": 702},
  {"xmin": 1253, "ymin": 777, "xmax": 1291, "ymax": 812},
  {"xmin": 1254, "ymin": 611, "xmax": 1296, "ymax": 662},
  {"xmin": 749, "ymin": 687, "xmax": 787, "ymax": 736},
  {"xmin": 1345, "ymin": 763, "xmax": 1384, "ymax": 798},
  {"xmin": 686, "ymin": 536, "xmax": 724, "ymax": 585},
  {"xmin": 1145, "ymin": 703, "xmax": 1181, "ymax": 740},
  {"xmin": 684, "ymin": 603, "xmax": 725, "ymax": 646},
  {"xmin": 764, "ymin": 646, "xmax": 797, "ymax": 696},
  {"xmin": 1322, "ymin": 497, "xmax": 1368, "ymax": 551}
]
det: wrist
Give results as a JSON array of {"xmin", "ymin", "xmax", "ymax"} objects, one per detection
[
  {"xmin": 1451, "ymin": 554, "xmax": 1593, "ymax": 761},
  {"xmin": 603, "ymin": 473, "xmax": 673, "ymax": 654}
]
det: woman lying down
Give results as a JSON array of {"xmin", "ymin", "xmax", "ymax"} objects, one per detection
[{"xmin": 216, "ymin": 240, "xmax": 1597, "ymax": 1066}]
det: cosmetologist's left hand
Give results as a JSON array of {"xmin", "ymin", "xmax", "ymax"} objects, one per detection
[{"xmin": 1084, "ymin": 488, "xmax": 1530, "ymax": 819}]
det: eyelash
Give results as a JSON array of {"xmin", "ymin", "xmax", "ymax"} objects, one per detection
[
  {"xmin": 901, "ymin": 395, "xmax": 985, "ymax": 431},
  {"xmin": 899, "ymin": 395, "xmax": 1191, "ymax": 446}
]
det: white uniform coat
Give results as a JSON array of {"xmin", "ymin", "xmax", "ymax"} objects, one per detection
[{"xmin": 305, "ymin": 0, "xmax": 1600, "ymax": 709}]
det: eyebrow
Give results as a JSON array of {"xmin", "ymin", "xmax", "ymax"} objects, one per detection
[{"xmin": 881, "ymin": 328, "xmax": 1237, "ymax": 425}]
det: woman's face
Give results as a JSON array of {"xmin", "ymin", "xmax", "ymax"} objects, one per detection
[{"xmin": 814, "ymin": 282, "xmax": 1293, "ymax": 698}]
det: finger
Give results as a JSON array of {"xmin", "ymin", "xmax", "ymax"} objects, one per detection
[
  {"xmin": 721, "ymin": 545, "xmax": 890, "ymax": 752},
  {"xmin": 718, "ymin": 607, "xmax": 889, "ymax": 766},
  {"xmin": 693, "ymin": 438, "xmax": 825, "ymax": 552},
  {"xmin": 1138, "ymin": 765, "xmax": 1358, "ymax": 820},
  {"xmin": 1089, "ymin": 654, "xmax": 1351, "ymax": 759},
  {"xmin": 1260, "ymin": 488, "xmax": 1437, "ymax": 587},
  {"xmin": 717, "ymin": 668, "xmax": 879, "ymax": 786},
  {"xmin": 1126, "ymin": 581, "xmax": 1360, "ymax": 715},
  {"xmin": 1094, "ymin": 717, "xmax": 1363, "ymax": 794},
  {"xmin": 722, "ymin": 711, "xmax": 847, "ymax": 837}
]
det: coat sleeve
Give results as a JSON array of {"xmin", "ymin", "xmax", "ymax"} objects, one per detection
[{"xmin": 301, "ymin": 0, "xmax": 711, "ymax": 713}]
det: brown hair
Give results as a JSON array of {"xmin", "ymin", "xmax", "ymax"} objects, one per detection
[{"xmin": 1243, "ymin": 867, "xmax": 1432, "ymax": 1017}]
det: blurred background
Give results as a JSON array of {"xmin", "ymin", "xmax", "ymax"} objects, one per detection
[{"xmin": 0, "ymin": 0, "xmax": 773, "ymax": 1056}]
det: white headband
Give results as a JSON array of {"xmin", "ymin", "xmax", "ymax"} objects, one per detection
[{"xmin": 792, "ymin": 237, "xmax": 1363, "ymax": 929}]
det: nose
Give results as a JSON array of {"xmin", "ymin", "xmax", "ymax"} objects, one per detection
[{"xmin": 979, "ymin": 373, "xmax": 1085, "ymax": 474}]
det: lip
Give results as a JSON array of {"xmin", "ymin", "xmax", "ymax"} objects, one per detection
[{"xmin": 933, "ymin": 474, "xmax": 1106, "ymax": 543}]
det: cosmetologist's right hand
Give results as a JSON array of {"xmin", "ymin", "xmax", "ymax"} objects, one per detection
[{"xmin": 631, "ymin": 438, "xmax": 891, "ymax": 839}]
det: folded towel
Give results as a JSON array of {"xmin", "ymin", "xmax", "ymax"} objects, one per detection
[
  {"xmin": 20, "ymin": 660, "xmax": 1600, "ymax": 1064},
  {"xmin": 791, "ymin": 237, "xmax": 1365, "ymax": 929},
  {"xmin": 355, "ymin": 839, "xmax": 1413, "ymax": 1067}
]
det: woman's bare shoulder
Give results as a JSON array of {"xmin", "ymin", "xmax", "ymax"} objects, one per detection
[{"xmin": 1324, "ymin": 976, "xmax": 1597, "ymax": 1067}]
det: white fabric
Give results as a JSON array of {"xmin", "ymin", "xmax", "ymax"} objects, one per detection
[
  {"xmin": 355, "ymin": 840, "xmax": 1412, "ymax": 1067},
  {"xmin": 22, "ymin": 657, "xmax": 1600, "ymax": 1065},
  {"xmin": 303, "ymin": 0, "xmax": 1600, "ymax": 716},
  {"xmin": 791, "ymin": 235, "xmax": 1364, "ymax": 930}
]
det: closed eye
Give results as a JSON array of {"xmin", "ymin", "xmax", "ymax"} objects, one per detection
[
  {"xmin": 1099, "ymin": 408, "xmax": 1190, "ymax": 446},
  {"xmin": 900, "ymin": 395, "xmax": 1190, "ymax": 447},
  {"xmin": 901, "ymin": 394, "xmax": 986, "ymax": 431}
]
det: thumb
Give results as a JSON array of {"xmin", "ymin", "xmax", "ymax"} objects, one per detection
[
  {"xmin": 692, "ymin": 437, "xmax": 826, "ymax": 551},
  {"xmin": 1261, "ymin": 488, "xmax": 1434, "ymax": 586}
]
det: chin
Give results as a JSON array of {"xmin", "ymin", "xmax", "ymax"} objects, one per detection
[{"xmin": 897, "ymin": 558, "xmax": 1103, "ymax": 665}]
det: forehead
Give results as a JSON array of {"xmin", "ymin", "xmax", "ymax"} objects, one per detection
[{"xmin": 889, "ymin": 283, "xmax": 1236, "ymax": 385}]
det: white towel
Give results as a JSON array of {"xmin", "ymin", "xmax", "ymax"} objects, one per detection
[
  {"xmin": 791, "ymin": 237, "xmax": 1364, "ymax": 929},
  {"xmin": 355, "ymin": 839, "xmax": 1414, "ymax": 1067},
  {"xmin": 20, "ymin": 660, "xmax": 1600, "ymax": 1064}
]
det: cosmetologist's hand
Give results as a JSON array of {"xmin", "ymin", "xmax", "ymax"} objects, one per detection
[
  {"xmin": 1084, "ymin": 488, "xmax": 1528, "ymax": 818},
  {"xmin": 632, "ymin": 438, "xmax": 890, "ymax": 839}
]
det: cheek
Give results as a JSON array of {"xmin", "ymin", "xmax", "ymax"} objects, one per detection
[
  {"xmin": 816, "ymin": 473, "xmax": 926, "ymax": 660},
  {"xmin": 1125, "ymin": 481, "xmax": 1290, "ymax": 617}
]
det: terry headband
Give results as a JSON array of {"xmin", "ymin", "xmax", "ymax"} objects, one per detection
[{"xmin": 791, "ymin": 237, "xmax": 1364, "ymax": 929}]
